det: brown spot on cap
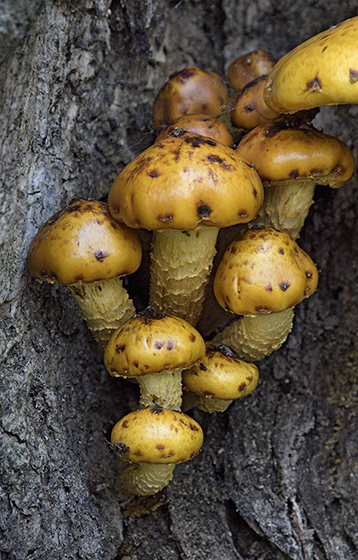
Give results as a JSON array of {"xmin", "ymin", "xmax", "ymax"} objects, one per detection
[
  {"xmin": 197, "ymin": 204, "xmax": 212, "ymax": 217},
  {"xmin": 149, "ymin": 169, "xmax": 161, "ymax": 178},
  {"xmin": 279, "ymin": 281, "xmax": 290, "ymax": 291},
  {"xmin": 94, "ymin": 250, "xmax": 109, "ymax": 262},
  {"xmin": 189, "ymin": 333, "xmax": 196, "ymax": 342},
  {"xmin": 306, "ymin": 76, "xmax": 322, "ymax": 91},
  {"xmin": 238, "ymin": 382, "xmax": 247, "ymax": 392},
  {"xmin": 154, "ymin": 340, "xmax": 165, "ymax": 350},
  {"xmin": 115, "ymin": 344, "xmax": 126, "ymax": 353},
  {"xmin": 156, "ymin": 444, "xmax": 166, "ymax": 451},
  {"xmin": 199, "ymin": 363, "xmax": 207, "ymax": 371},
  {"xmin": 122, "ymin": 420, "xmax": 129, "ymax": 428},
  {"xmin": 166, "ymin": 340, "xmax": 175, "ymax": 350},
  {"xmin": 189, "ymin": 423, "xmax": 199, "ymax": 431},
  {"xmin": 157, "ymin": 213, "xmax": 174, "ymax": 223},
  {"xmin": 349, "ymin": 68, "xmax": 358, "ymax": 83}
]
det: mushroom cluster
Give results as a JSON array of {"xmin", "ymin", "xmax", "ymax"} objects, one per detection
[{"xmin": 28, "ymin": 16, "xmax": 357, "ymax": 507}]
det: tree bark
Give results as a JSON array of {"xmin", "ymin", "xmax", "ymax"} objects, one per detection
[{"xmin": 1, "ymin": 1, "xmax": 357, "ymax": 559}]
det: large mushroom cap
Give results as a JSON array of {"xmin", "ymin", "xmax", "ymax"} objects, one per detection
[
  {"xmin": 153, "ymin": 66, "xmax": 229, "ymax": 128},
  {"xmin": 104, "ymin": 307, "xmax": 206, "ymax": 378},
  {"xmin": 264, "ymin": 16, "xmax": 358, "ymax": 114},
  {"xmin": 108, "ymin": 131, "xmax": 264, "ymax": 230},
  {"xmin": 214, "ymin": 227, "xmax": 319, "ymax": 315},
  {"xmin": 182, "ymin": 343, "xmax": 260, "ymax": 400},
  {"xmin": 111, "ymin": 407, "xmax": 204, "ymax": 464},
  {"xmin": 28, "ymin": 198, "xmax": 142, "ymax": 285},
  {"xmin": 228, "ymin": 49, "xmax": 276, "ymax": 92},
  {"xmin": 237, "ymin": 123, "xmax": 355, "ymax": 187}
]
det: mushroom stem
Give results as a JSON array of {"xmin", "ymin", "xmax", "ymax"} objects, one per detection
[
  {"xmin": 149, "ymin": 226, "xmax": 219, "ymax": 325},
  {"xmin": 120, "ymin": 463, "xmax": 175, "ymax": 497},
  {"xmin": 214, "ymin": 308, "xmax": 295, "ymax": 361},
  {"xmin": 137, "ymin": 369, "xmax": 183, "ymax": 411},
  {"xmin": 70, "ymin": 276, "xmax": 135, "ymax": 349},
  {"xmin": 182, "ymin": 391, "xmax": 233, "ymax": 413},
  {"xmin": 249, "ymin": 180, "xmax": 316, "ymax": 239}
]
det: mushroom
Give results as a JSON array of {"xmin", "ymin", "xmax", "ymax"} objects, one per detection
[
  {"xmin": 104, "ymin": 306, "xmax": 206, "ymax": 411},
  {"xmin": 182, "ymin": 343, "xmax": 260, "ymax": 413},
  {"xmin": 264, "ymin": 16, "xmax": 358, "ymax": 114},
  {"xmin": 155, "ymin": 114, "xmax": 234, "ymax": 147},
  {"xmin": 28, "ymin": 197, "xmax": 142, "ymax": 349},
  {"xmin": 236, "ymin": 123, "xmax": 355, "ymax": 238},
  {"xmin": 213, "ymin": 227, "xmax": 319, "ymax": 360},
  {"xmin": 110, "ymin": 406, "xmax": 204, "ymax": 496},
  {"xmin": 153, "ymin": 66, "xmax": 229, "ymax": 128},
  {"xmin": 228, "ymin": 48, "xmax": 276, "ymax": 92},
  {"xmin": 108, "ymin": 130, "xmax": 264, "ymax": 325},
  {"xmin": 231, "ymin": 75, "xmax": 281, "ymax": 131}
]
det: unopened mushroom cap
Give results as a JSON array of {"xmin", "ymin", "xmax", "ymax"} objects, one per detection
[
  {"xmin": 28, "ymin": 198, "xmax": 142, "ymax": 285},
  {"xmin": 264, "ymin": 17, "xmax": 358, "ymax": 114},
  {"xmin": 153, "ymin": 66, "xmax": 229, "ymax": 127},
  {"xmin": 108, "ymin": 131, "xmax": 264, "ymax": 230},
  {"xmin": 104, "ymin": 307, "xmax": 206, "ymax": 378},
  {"xmin": 231, "ymin": 76, "xmax": 281, "ymax": 130},
  {"xmin": 111, "ymin": 407, "xmax": 204, "ymax": 464},
  {"xmin": 228, "ymin": 48, "xmax": 276, "ymax": 92},
  {"xmin": 183, "ymin": 343, "xmax": 260, "ymax": 400},
  {"xmin": 214, "ymin": 227, "xmax": 319, "ymax": 315},
  {"xmin": 237, "ymin": 123, "xmax": 355, "ymax": 187},
  {"xmin": 155, "ymin": 114, "xmax": 233, "ymax": 147}
]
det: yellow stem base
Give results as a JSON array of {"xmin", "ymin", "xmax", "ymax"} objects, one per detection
[
  {"xmin": 120, "ymin": 463, "xmax": 175, "ymax": 497},
  {"xmin": 149, "ymin": 226, "xmax": 219, "ymax": 325},
  {"xmin": 70, "ymin": 276, "xmax": 135, "ymax": 350},
  {"xmin": 215, "ymin": 308, "xmax": 294, "ymax": 361},
  {"xmin": 137, "ymin": 369, "xmax": 183, "ymax": 411}
]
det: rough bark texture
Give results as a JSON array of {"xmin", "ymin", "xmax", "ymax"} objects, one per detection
[{"xmin": 1, "ymin": 1, "xmax": 358, "ymax": 559}]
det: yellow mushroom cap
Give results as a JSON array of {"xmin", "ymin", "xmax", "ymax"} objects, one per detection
[
  {"xmin": 153, "ymin": 66, "xmax": 229, "ymax": 128},
  {"xmin": 108, "ymin": 131, "xmax": 264, "ymax": 230},
  {"xmin": 182, "ymin": 343, "xmax": 260, "ymax": 400},
  {"xmin": 231, "ymin": 76, "xmax": 281, "ymax": 130},
  {"xmin": 28, "ymin": 198, "xmax": 142, "ymax": 285},
  {"xmin": 104, "ymin": 307, "xmax": 206, "ymax": 378},
  {"xmin": 264, "ymin": 17, "xmax": 358, "ymax": 114},
  {"xmin": 228, "ymin": 48, "xmax": 276, "ymax": 92},
  {"xmin": 236, "ymin": 123, "xmax": 355, "ymax": 188},
  {"xmin": 111, "ymin": 407, "xmax": 204, "ymax": 464},
  {"xmin": 154, "ymin": 114, "xmax": 233, "ymax": 147},
  {"xmin": 213, "ymin": 227, "xmax": 319, "ymax": 315}
]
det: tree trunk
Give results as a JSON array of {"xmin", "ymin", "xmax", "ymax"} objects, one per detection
[{"xmin": 1, "ymin": 1, "xmax": 357, "ymax": 558}]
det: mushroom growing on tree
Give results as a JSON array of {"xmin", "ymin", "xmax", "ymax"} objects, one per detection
[
  {"xmin": 236, "ymin": 123, "xmax": 355, "ymax": 238},
  {"xmin": 213, "ymin": 227, "xmax": 319, "ymax": 360},
  {"xmin": 104, "ymin": 306, "xmax": 206, "ymax": 411},
  {"xmin": 264, "ymin": 16, "xmax": 358, "ymax": 114},
  {"xmin": 111, "ymin": 407, "xmax": 204, "ymax": 496},
  {"xmin": 153, "ymin": 66, "xmax": 229, "ymax": 128},
  {"xmin": 108, "ymin": 130, "xmax": 264, "ymax": 325},
  {"xmin": 182, "ymin": 342, "xmax": 260, "ymax": 413},
  {"xmin": 28, "ymin": 198, "xmax": 142, "ymax": 349}
]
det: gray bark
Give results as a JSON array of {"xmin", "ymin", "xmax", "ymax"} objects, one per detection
[{"xmin": 1, "ymin": 1, "xmax": 357, "ymax": 559}]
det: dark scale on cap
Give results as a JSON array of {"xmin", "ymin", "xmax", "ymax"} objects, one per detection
[
  {"xmin": 289, "ymin": 169, "xmax": 300, "ymax": 179},
  {"xmin": 189, "ymin": 333, "xmax": 196, "ymax": 342},
  {"xmin": 111, "ymin": 442, "xmax": 130, "ymax": 457},
  {"xmin": 189, "ymin": 423, "xmax": 199, "ymax": 431},
  {"xmin": 278, "ymin": 248, "xmax": 284, "ymax": 255},
  {"xmin": 149, "ymin": 169, "xmax": 161, "ymax": 178},
  {"xmin": 115, "ymin": 343, "xmax": 126, "ymax": 353},
  {"xmin": 197, "ymin": 204, "xmax": 212, "ymax": 217},
  {"xmin": 306, "ymin": 271, "xmax": 313, "ymax": 279},
  {"xmin": 279, "ymin": 281, "xmax": 290, "ymax": 291},
  {"xmin": 156, "ymin": 444, "xmax": 166, "ymax": 451},
  {"xmin": 94, "ymin": 250, "xmax": 109, "ymax": 262},
  {"xmin": 266, "ymin": 284, "xmax": 273, "ymax": 292},
  {"xmin": 349, "ymin": 68, "xmax": 358, "ymax": 83},
  {"xmin": 154, "ymin": 340, "xmax": 165, "ymax": 350},
  {"xmin": 122, "ymin": 420, "xmax": 129, "ymax": 428},
  {"xmin": 238, "ymin": 382, "xmax": 247, "ymax": 392},
  {"xmin": 306, "ymin": 76, "xmax": 322, "ymax": 91},
  {"xmin": 199, "ymin": 362, "xmax": 207, "ymax": 371},
  {"xmin": 207, "ymin": 154, "xmax": 233, "ymax": 171},
  {"xmin": 166, "ymin": 340, "xmax": 175, "ymax": 350},
  {"xmin": 157, "ymin": 213, "xmax": 174, "ymax": 223},
  {"xmin": 169, "ymin": 127, "xmax": 186, "ymax": 137}
]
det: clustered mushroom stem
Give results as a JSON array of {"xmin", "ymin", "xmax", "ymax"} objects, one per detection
[
  {"xmin": 70, "ymin": 276, "xmax": 136, "ymax": 350},
  {"xmin": 214, "ymin": 308, "xmax": 295, "ymax": 361},
  {"xmin": 183, "ymin": 392, "xmax": 233, "ymax": 413},
  {"xmin": 149, "ymin": 226, "xmax": 219, "ymax": 325},
  {"xmin": 119, "ymin": 463, "xmax": 176, "ymax": 497},
  {"xmin": 137, "ymin": 369, "xmax": 183, "ymax": 411},
  {"xmin": 249, "ymin": 180, "xmax": 316, "ymax": 239}
]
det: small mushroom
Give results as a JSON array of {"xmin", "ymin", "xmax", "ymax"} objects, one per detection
[
  {"xmin": 231, "ymin": 75, "xmax": 281, "ymax": 131},
  {"xmin": 104, "ymin": 306, "xmax": 206, "ymax": 411},
  {"xmin": 236, "ymin": 123, "xmax": 355, "ymax": 238},
  {"xmin": 182, "ymin": 343, "xmax": 260, "ymax": 413},
  {"xmin": 213, "ymin": 227, "xmax": 319, "ymax": 360},
  {"xmin": 110, "ymin": 407, "xmax": 204, "ymax": 496},
  {"xmin": 154, "ymin": 114, "xmax": 234, "ymax": 147},
  {"xmin": 108, "ymin": 130, "xmax": 263, "ymax": 325},
  {"xmin": 264, "ymin": 16, "xmax": 358, "ymax": 114},
  {"xmin": 228, "ymin": 48, "xmax": 276, "ymax": 92},
  {"xmin": 28, "ymin": 198, "xmax": 142, "ymax": 349},
  {"xmin": 153, "ymin": 66, "xmax": 229, "ymax": 128}
]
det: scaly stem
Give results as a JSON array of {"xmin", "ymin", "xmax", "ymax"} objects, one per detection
[
  {"xmin": 214, "ymin": 308, "xmax": 294, "ymax": 361},
  {"xmin": 70, "ymin": 276, "xmax": 135, "ymax": 350},
  {"xmin": 249, "ymin": 180, "xmax": 316, "ymax": 239},
  {"xmin": 120, "ymin": 463, "xmax": 175, "ymax": 497},
  {"xmin": 137, "ymin": 369, "xmax": 183, "ymax": 411},
  {"xmin": 150, "ymin": 226, "xmax": 219, "ymax": 325}
]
